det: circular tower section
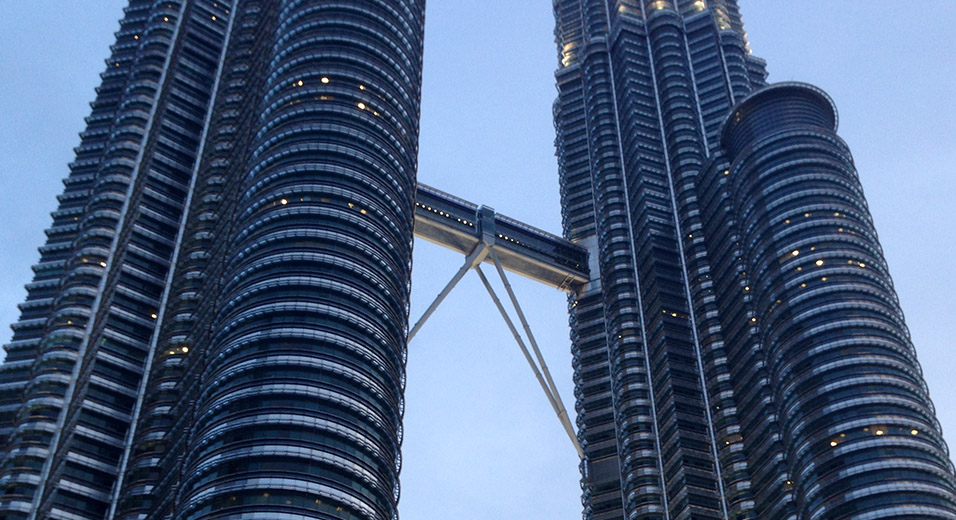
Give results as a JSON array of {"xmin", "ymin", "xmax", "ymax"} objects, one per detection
[
  {"xmin": 178, "ymin": 1, "xmax": 425, "ymax": 519},
  {"xmin": 721, "ymin": 83, "xmax": 956, "ymax": 519}
]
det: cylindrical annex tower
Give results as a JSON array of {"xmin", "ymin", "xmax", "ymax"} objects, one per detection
[
  {"xmin": 720, "ymin": 82, "xmax": 956, "ymax": 519},
  {"xmin": 175, "ymin": 1, "xmax": 425, "ymax": 519}
]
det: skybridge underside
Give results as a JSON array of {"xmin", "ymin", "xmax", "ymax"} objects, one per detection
[{"xmin": 413, "ymin": 182, "xmax": 589, "ymax": 294}]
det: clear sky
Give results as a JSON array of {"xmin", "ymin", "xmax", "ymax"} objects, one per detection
[{"xmin": 0, "ymin": 2, "xmax": 954, "ymax": 519}]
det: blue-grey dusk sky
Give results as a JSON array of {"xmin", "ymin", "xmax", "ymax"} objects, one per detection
[{"xmin": 0, "ymin": 2, "xmax": 954, "ymax": 519}]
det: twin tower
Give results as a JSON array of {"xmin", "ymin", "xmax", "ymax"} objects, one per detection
[{"xmin": 0, "ymin": 1, "xmax": 953, "ymax": 520}]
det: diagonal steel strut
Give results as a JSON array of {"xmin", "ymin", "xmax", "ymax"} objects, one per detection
[
  {"xmin": 407, "ymin": 239, "xmax": 583, "ymax": 459},
  {"xmin": 474, "ymin": 265, "xmax": 584, "ymax": 459},
  {"xmin": 406, "ymin": 242, "xmax": 489, "ymax": 342},
  {"xmin": 488, "ymin": 250, "xmax": 580, "ymax": 458}
]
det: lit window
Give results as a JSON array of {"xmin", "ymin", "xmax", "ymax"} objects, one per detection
[
  {"xmin": 150, "ymin": 313, "xmax": 158, "ymax": 319},
  {"xmin": 804, "ymin": 212, "xmax": 811, "ymax": 217},
  {"xmin": 181, "ymin": 346, "xmax": 189, "ymax": 353},
  {"xmin": 134, "ymin": 35, "xmax": 139, "ymax": 40},
  {"xmin": 859, "ymin": 262, "xmax": 866, "ymax": 268},
  {"xmin": 744, "ymin": 286, "xmax": 750, "ymax": 291},
  {"xmin": 296, "ymin": 80, "xmax": 303, "ymax": 87},
  {"xmin": 830, "ymin": 440, "xmax": 838, "ymax": 447},
  {"xmin": 750, "ymin": 317, "xmax": 756, "ymax": 322},
  {"xmin": 211, "ymin": 15, "xmax": 217, "ymax": 20},
  {"xmin": 821, "ymin": 277, "xmax": 827, "ymax": 281},
  {"xmin": 357, "ymin": 102, "xmax": 366, "ymax": 110},
  {"xmin": 99, "ymin": 261, "xmax": 107, "ymax": 267},
  {"xmin": 784, "ymin": 219, "xmax": 790, "ymax": 224},
  {"xmin": 911, "ymin": 429, "xmax": 919, "ymax": 435},
  {"xmin": 280, "ymin": 198, "xmax": 288, "ymax": 205},
  {"xmin": 875, "ymin": 429, "xmax": 885, "ymax": 436},
  {"xmin": 359, "ymin": 84, "xmax": 366, "ymax": 90},
  {"xmin": 321, "ymin": 77, "xmax": 330, "ymax": 84},
  {"xmin": 815, "ymin": 259, "xmax": 824, "ymax": 266},
  {"xmin": 164, "ymin": 16, "xmax": 169, "ymax": 22}
]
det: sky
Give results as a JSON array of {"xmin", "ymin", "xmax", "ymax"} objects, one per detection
[{"xmin": 0, "ymin": 2, "xmax": 954, "ymax": 519}]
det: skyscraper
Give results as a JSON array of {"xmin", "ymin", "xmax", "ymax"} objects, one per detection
[
  {"xmin": 0, "ymin": 2, "xmax": 954, "ymax": 520},
  {"xmin": 0, "ymin": 1, "xmax": 424, "ymax": 518},
  {"xmin": 552, "ymin": 1, "xmax": 956, "ymax": 519}
]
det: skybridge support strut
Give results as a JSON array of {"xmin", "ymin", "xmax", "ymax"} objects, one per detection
[
  {"xmin": 474, "ymin": 265, "xmax": 585, "ymax": 459},
  {"xmin": 488, "ymin": 250, "xmax": 581, "ymax": 458},
  {"xmin": 407, "ymin": 233, "xmax": 584, "ymax": 459},
  {"xmin": 406, "ymin": 242, "xmax": 489, "ymax": 343}
]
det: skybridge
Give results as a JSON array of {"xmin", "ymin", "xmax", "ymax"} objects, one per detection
[{"xmin": 411, "ymin": 182, "xmax": 591, "ymax": 459}]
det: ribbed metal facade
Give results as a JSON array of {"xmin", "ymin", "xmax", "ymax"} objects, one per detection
[
  {"xmin": 554, "ymin": 1, "xmax": 956, "ymax": 519},
  {"xmin": 0, "ymin": 1, "xmax": 424, "ymax": 519}
]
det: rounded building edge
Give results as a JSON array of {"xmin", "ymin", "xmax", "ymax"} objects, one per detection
[{"xmin": 719, "ymin": 81, "xmax": 839, "ymax": 157}]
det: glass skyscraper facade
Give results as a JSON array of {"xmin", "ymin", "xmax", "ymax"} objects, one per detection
[
  {"xmin": 0, "ymin": 1, "xmax": 423, "ymax": 519},
  {"xmin": 554, "ymin": 1, "xmax": 956, "ymax": 519},
  {"xmin": 0, "ymin": 1, "xmax": 953, "ymax": 520}
]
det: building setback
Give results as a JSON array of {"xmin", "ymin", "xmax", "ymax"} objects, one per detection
[{"xmin": 0, "ymin": 1, "xmax": 953, "ymax": 520}]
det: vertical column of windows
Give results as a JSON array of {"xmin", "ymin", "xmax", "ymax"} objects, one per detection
[
  {"xmin": 113, "ymin": 2, "xmax": 248, "ymax": 519},
  {"xmin": 697, "ymin": 154, "xmax": 797, "ymax": 520},
  {"xmin": 582, "ymin": 14, "xmax": 669, "ymax": 520},
  {"xmin": 32, "ymin": 4, "xmax": 230, "ymax": 519}
]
